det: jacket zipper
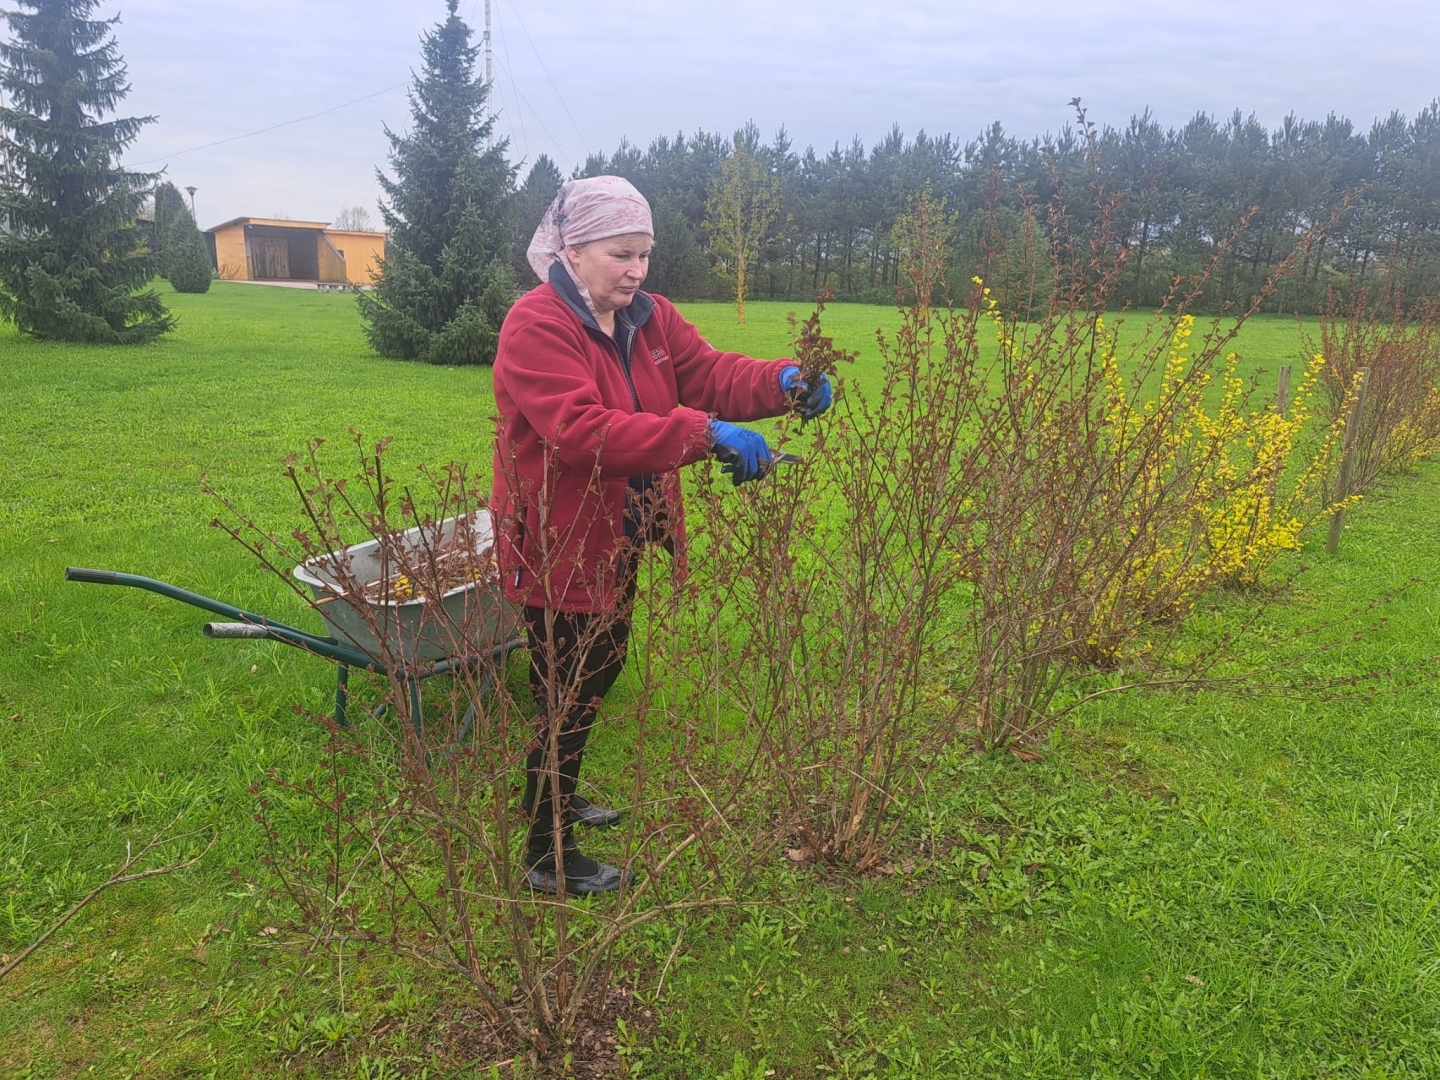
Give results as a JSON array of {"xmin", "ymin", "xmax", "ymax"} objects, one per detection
[
  {"xmin": 512, "ymin": 515, "xmax": 525, "ymax": 588},
  {"xmin": 606, "ymin": 317, "xmax": 649, "ymax": 547},
  {"xmin": 611, "ymin": 316, "xmax": 642, "ymax": 413}
]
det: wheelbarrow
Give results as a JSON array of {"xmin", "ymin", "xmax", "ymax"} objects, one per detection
[{"xmin": 66, "ymin": 511, "xmax": 525, "ymax": 740}]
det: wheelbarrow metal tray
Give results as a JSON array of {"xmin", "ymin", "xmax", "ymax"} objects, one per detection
[{"xmin": 292, "ymin": 511, "xmax": 517, "ymax": 664}]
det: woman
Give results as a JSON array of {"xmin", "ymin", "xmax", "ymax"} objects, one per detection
[{"xmin": 491, "ymin": 176, "xmax": 831, "ymax": 894}]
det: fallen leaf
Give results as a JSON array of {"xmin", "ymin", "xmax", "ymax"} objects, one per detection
[
  {"xmin": 47, "ymin": 538, "xmax": 59, "ymax": 545},
  {"xmin": 1183, "ymin": 973, "xmax": 1205, "ymax": 986},
  {"xmin": 1011, "ymin": 747, "xmax": 1044, "ymax": 763},
  {"xmin": 258, "ymin": 926, "xmax": 280, "ymax": 937},
  {"xmin": 842, "ymin": 946, "xmax": 851, "ymax": 954},
  {"xmin": 250, "ymin": 664, "xmax": 258, "ymax": 674},
  {"xmin": 977, "ymin": 863, "xmax": 990, "ymax": 883},
  {"xmin": 785, "ymin": 847, "xmax": 809, "ymax": 863}
]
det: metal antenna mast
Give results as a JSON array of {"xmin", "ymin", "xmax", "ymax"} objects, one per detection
[
  {"xmin": 482, "ymin": 0, "xmax": 494, "ymax": 148},
  {"xmin": 484, "ymin": 0, "xmax": 493, "ymax": 86}
]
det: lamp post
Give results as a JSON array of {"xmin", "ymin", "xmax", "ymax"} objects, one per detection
[{"xmin": 184, "ymin": 185, "xmax": 197, "ymax": 220}]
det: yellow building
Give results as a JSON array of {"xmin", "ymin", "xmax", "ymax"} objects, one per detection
[{"xmin": 205, "ymin": 217, "xmax": 386, "ymax": 286}]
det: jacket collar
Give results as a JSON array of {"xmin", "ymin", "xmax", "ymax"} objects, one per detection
[{"xmin": 547, "ymin": 260, "xmax": 655, "ymax": 335}]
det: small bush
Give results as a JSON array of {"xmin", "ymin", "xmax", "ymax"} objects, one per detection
[{"xmin": 163, "ymin": 205, "xmax": 213, "ymax": 294}]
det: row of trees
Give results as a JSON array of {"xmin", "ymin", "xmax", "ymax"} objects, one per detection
[{"xmin": 554, "ymin": 105, "xmax": 1440, "ymax": 314}]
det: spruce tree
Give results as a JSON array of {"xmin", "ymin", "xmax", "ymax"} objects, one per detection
[
  {"xmin": 358, "ymin": 0, "xmax": 515, "ymax": 366},
  {"xmin": 510, "ymin": 154, "xmax": 560, "ymax": 284},
  {"xmin": 0, "ymin": 0, "xmax": 172, "ymax": 343}
]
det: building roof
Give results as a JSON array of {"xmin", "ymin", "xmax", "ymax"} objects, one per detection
[{"xmin": 205, "ymin": 216, "xmax": 333, "ymax": 233}]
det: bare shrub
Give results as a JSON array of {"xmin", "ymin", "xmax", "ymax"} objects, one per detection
[
  {"xmin": 662, "ymin": 115, "xmax": 1349, "ymax": 870},
  {"xmin": 1310, "ymin": 275, "xmax": 1440, "ymax": 494},
  {"xmin": 668, "ymin": 292, "xmax": 983, "ymax": 871},
  {"xmin": 209, "ymin": 434, "xmax": 774, "ymax": 1067}
]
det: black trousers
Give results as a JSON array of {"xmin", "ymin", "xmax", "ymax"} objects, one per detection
[{"xmin": 521, "ymin": 565, "xmax": 637, "ymax": 864}]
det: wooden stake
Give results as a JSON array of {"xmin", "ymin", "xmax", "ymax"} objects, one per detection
[
  {"xmin": 1275, "ymin": 365, "xmax": 1292, "ymax": 418},
  {"xmin": 1326, "ymin": 366, "xmax": 1370, "ymax": 555}
]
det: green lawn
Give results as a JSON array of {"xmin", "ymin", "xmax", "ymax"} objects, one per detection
[{"xmin": 2, "ymin": 284, "xmax": 1436, "ymax": 1077}]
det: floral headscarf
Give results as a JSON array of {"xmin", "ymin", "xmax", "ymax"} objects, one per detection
[{"xmin": 526, "ymin": 176, "xmax": 654, "ymax": 316}]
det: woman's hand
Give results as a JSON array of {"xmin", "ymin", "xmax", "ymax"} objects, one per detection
[
  {"xmin": 779, "ymin": 365, "xmax": 833, "ymax": 420},
  {"xmin": 709, "ymin": 420, "xmax": 774, "ymax": 485}
]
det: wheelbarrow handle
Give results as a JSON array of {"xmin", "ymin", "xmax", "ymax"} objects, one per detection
[
  {"xmin": 203, "ymin": 622, "xmax": 272, "ymax": 639},
  {"xmin": 64, "ymin": 565, "xmax": 377, "ymax": 669},
  {"xmin": 65, "ymin": 567, "xmax": 118, "ymax": 585}
]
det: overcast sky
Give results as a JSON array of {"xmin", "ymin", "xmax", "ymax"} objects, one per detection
[{"xmin": 47, "ymin": 0, "xmax": 1439, "ymax": 229}]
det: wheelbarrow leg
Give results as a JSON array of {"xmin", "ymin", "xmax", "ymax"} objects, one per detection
[
  {"xmin": 334, "ymin": 665, "xmax": 349, "ymax": 728},
  {"xmin": 408, "ymin": 676, "xmax": 424, "ymax": 741},
  {"xmin": 451, "ymin": 638, "xmax": 524, "ymax": 749},
  {"xmin": 456, "ymin": 687, "xmax": 483, "ymax": 747}
]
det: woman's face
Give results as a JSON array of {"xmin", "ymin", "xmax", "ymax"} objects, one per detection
[{"xmin": 566, "ymin": 233, "xmax": 653, "ymax": 314}]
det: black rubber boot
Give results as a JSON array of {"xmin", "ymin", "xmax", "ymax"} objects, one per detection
[
  {"xmin": 569, "ymin": 794, "xmax": 622, "ymax": 828},
  {"xmin": 523, "ymin": 751, "xmax": 629, "ymax": 895}
]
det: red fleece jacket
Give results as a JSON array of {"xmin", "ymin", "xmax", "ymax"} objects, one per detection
[{"xmin": 490, "ymin": 281, "xmax": 790, "ymax": 612}]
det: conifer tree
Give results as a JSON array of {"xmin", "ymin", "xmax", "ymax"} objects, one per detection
[
  {"xmin": 0, "ymin": 0, "xmax": 171, "ymax": 343},
  {"xmin": 150, "ymin": 178, "xmax": 208, "ymax": 292},
  {"xmin": 151, "ymin": 180, "xmax": 185, "ymax": 250},
  {"xmin": 163, "ymin": 204, "xmax": 212, "ymax": 293},
  {"xmin": 358, "ymin": 0, "xmax": 515, "ymax": 366},
  {"xmin": 510, "ymin": 153, "xmax": 560, "ymax": 282}
]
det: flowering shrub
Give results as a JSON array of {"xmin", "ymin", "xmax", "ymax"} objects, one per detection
[
  {"xmin": 1192, "ymin": 349, "xmax": 1341, "ymax": 585},
  {"xmin": 1085, "ymin": 320, "xmax": 1343, "ymax": 647}
]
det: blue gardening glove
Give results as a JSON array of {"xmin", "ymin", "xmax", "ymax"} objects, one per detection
[
  {"xmin": 779, "ymin": 365, "xmax": 833, "ymax": 421},
  {"xmin": 709, "ymin": 420, "xmax": 773, "ymax": 486}
]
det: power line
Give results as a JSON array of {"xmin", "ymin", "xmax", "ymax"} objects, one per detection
[
  {"xmin": 488, "ymin": 38, "xmax": 570, "ymax": 172},
  {"xmin": 488, "ymin": 62, "xmax": 518, "ymax": 154},
  {"xmin": 500, "ymin": 0, "xmax": 589, "ymax": 158},
  {"xmin": 493, "ymin": 5, "xmax": 530, "ymax": 165},
  {"xmin": 128, "ymin": 83, "xmax": 407, "ymax": 167}
]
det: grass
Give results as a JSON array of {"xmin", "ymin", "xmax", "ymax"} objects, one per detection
[{"xmin": 2, "ymin": 283, "xmax": 1437, "ymax": 1077}]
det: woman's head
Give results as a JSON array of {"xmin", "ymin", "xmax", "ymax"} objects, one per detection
[
  {"xmin": 564, "ymin": 232, "xmax": 653, "ymax": 315},
  {"xmin": 527, "ymin": 176, "xmax": 654, "ymax": 303}
]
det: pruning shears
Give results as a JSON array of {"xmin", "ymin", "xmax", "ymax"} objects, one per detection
[{"xmin": 711, "ymin": 445, "xmax": 805, "ymax": 483}]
